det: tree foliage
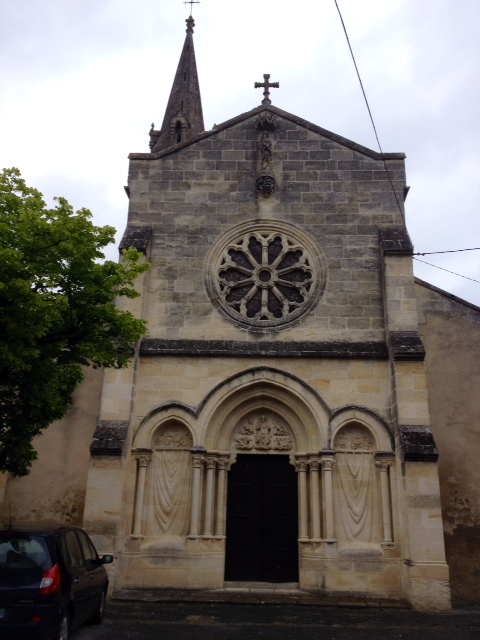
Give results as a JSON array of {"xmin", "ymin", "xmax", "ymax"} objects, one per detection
[{"xmin": 0, "ymin": 168, "xmax": 149, "ymax": 476}]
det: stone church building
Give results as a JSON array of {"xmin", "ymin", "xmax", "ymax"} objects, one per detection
[{"xmin": 1, "ymin": 16, "xmax": 480, "ymax": 611}]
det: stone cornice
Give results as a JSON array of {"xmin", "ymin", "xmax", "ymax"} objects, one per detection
[{"xmin": 140, "ymin": 339, "xmax": 389, "ymax": 359}]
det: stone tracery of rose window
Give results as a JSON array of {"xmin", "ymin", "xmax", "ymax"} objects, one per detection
[{"xmin": 217, "ymin": 231, "xmax": 314, "ymax": 324}]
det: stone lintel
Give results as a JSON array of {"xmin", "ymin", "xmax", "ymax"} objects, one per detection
[
  {"xmin": 90, "ymin": 420, "xmax": 129, "ymax": 457},
  {"xmin": 398, "ymin": 426, "xmax": 439, "ymax": 462},
  {"xmin": 139, "ymin": 339, "xmax": 389, "ymax": 359},
  {"xmin": 380, "ymin": 228, "xmax": 414, "ymax": 255},
  {"xmin": 389, "ymin": 331, "xmax": 425, "ymax": 361},
  {"xmin": 119, "ymin": 226, "xmax": 153, "ymax": 254}
]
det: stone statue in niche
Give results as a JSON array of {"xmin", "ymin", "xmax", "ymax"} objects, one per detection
[
  {"xmin": 260, "ymin": 132, "xmax": 273, "ymax": 169},
  {"xmin": 233, "ymin": 412, "xmax": 293, "ymax": 451},
  {"xmin": 256, "ymin": 129, "xmax": 275, "ymax": 198}
]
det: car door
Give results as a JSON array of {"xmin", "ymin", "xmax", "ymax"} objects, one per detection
[
  {"xmin": 75, "ymin": 530, "xmax": 107, "ymax": 614},
  {"xmin": 60, "ymin": 530, "xmax": 92, "ymax": 627}
]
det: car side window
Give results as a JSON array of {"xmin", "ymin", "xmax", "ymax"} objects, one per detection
[
  {"xmin": 63, "ymin": 530, "xmax": 84, "ymax": 568},
  {"xmin": 76, "ymin": 531, "xmax": 98, "ymax": 564}
]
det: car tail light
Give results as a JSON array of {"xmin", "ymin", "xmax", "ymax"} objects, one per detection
[{"xmin": 39, "ymin": 564, "xmax": 61, "ymax": 594}]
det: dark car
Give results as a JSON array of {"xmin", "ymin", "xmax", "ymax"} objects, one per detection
[{"xmin": 0, "ymin": 524, "xmax": 113, "ymax": 639}]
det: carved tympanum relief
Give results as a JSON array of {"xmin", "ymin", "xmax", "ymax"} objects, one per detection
[
  {"xmin": 144, "ymin": 424, "xmax": 193, "ymax": 538},
  {"xmin": 232, "ymin": 412, "xmax": 294, "ymax": 452},
  {"xmin": 333, "ymin": 424, "xmax": 381, "ymax": 543},
  {"xmin": 205, "ymin": 221, "xmax": 326, "ymax": 330}
]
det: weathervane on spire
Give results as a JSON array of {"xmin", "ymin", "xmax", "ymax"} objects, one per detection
[{"xmin": 184, "ymin": 0, "xmax": 200, "ymax": 15}]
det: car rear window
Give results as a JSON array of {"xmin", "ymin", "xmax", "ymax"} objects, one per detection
[{"xmin": 0, "ymin": 535, "xmax": 52, "ymax": 571}]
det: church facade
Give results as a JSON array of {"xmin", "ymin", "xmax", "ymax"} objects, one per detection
[{"xmin": 2, "ymin": 16, "xmax": 480, "ymax": 611}]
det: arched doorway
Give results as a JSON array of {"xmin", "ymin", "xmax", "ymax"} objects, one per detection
[{"xmin": 224, "ymin": 411, "xmax": 299, "ymax": 583}]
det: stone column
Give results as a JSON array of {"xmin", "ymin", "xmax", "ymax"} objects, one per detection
[
  {"xmin": 214, "ymin": 454, "xmax": 230, "ymax": 538},
  {"xmin": 376, "ymin": 458, "xmax": 394, "ymax": 544},
  {"xmin": 309, "ymin": 457, "xmax": 321, "ymax": 541},
  {"xmin": 203, "ymin": 454, "xmax": 217, "ymax": 538},
  {"xmin": 295, "ymin": 455, "xmax": 309, "ymax": 541},
  {"xmin": 320, "ymin": 454, "xmax": 336, "ymax": 542},
  {"xmin": 131, "ymin": 450, "xmax": 152, "ymax": 538},
  {"xmin": 188, "ymin": 452, "xmax": 205, "ymax": 539}
]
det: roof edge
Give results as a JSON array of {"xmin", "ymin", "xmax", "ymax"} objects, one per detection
[
  {"xmin": 130, "ymin": 104, "xmax": 406, "ymax": 161},
  {"xmin": 415, "ymin": 277, "xmax": 480, "ymax": 313}
]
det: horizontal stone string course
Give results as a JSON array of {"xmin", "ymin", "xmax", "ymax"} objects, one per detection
[{"xmin": 140, "ymin": 339, "xmax": 389, "ymax": 359}]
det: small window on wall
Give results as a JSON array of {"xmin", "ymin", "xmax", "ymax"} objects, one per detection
[
  {"xmin": 175, "ymin": 121, "xmax": 182, "ymax": 143},
  {"xmin": 333, "ymin": 423, "xmax": 382, "ymax": 543}
]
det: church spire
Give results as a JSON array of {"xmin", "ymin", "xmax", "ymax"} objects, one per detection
[{"xmin": 151, "ymin": 16, "xmax": 205, "ymax": 152}]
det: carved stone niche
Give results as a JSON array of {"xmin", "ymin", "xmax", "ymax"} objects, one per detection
[
  {"xmin": 231, "ymin": 411, "xmax": 295, "ymax": 453},
  {"xmin": 256, "ymin": 112, "xmax": 277, "ymax": 131},
  {"xmin": 152, "ymin": 424, "xmax": 193, "ymax": 450},
  {"xmin": 333, "ymin": 424, "xmax": 376, "ymax": 452}
]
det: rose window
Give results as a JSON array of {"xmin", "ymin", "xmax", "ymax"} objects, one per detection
[{"xmin": 205, "ymin": 222, "xmax": 325, "ymax": 330}]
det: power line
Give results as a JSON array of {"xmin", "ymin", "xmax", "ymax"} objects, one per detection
[
  {"xmin": 414, "ymin": 247, "xmax": 480, "ymax": 256},
  {"xmin": 333, "ymin": 0, "xmax": 405, "ymax": 223},
  {"xmin": 333, "ymin": 2, "xmax": 479, "ymax": 287},
  {"xmin": 413, "ymin": 257, "xmax": 480, "ymax": 285}
]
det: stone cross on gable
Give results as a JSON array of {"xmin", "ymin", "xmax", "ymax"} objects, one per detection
[{"xmin": 255, "ymin": 74, "xmax": 280, "ymax": 106}]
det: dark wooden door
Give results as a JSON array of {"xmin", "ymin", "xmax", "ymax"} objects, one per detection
[{"xmin": 225, "ymin": 455, "xmax": 298, "ymax": 583}]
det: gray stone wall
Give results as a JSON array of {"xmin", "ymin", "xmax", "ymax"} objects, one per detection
[
  {"xmin": 126, "ymin": 113, "xmax": 406, "ymax": 342},
  {"xmin": 416, "ymin": 279, "xmax": 480, "ymax": 604}
]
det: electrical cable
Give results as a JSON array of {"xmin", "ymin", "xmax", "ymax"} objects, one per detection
[
  {"xmin": 413, "ymin": 257, "xmax": 480, "ymax": 284},
  {"xmin": 413, "ymin": 247, "xmax": 480, "ymax": 256},
  {"xmin": 334, "ymin": 1, "xmax": 478, "ymax": 286},
  {"xmin": 333, "ymin": 0, "xmax": 405, "ymax": 223}
]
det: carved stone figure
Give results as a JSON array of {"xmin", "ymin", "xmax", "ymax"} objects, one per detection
[
  {"xmin": 256, "ymin": 171, "xmax": 275, "ymax": 198},
  {"xmin": 233, "ymin": 412, "xmax": 293, "ymax": 452}
]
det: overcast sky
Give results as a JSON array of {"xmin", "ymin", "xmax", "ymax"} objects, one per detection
[{"xmin": 1, "ymin": 0, "xmax": 479, "ymax": 306}]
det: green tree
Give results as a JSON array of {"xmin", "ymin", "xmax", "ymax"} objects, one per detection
[{"xmin": 0, "ymin": 168, "xmax": 149, "ymax": 476}]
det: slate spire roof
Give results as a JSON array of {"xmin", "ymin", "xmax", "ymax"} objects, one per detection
[{"xmin": 150, "ymin": 16, "xmax": 204, "ymax": 153}]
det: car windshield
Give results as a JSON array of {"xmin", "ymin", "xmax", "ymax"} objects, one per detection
[{"xmin": 0, "ymin": 534, "xmax": 51, "ymax": 571}]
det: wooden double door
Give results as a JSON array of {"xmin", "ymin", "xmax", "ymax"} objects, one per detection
[{"xmin": 225, "ymin": 454, "xmax": 299, "ymax": 583}]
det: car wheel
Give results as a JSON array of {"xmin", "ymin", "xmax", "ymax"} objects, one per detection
[
  {"xmin": 89, "ymin": 589, "xmax": 106, "ymax": 624},
  {"xmin": 53, "ymin": 611, "xmax": 70, "ymax": 640}
]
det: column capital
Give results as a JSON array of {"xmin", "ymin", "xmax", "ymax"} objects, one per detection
[
  {"xmin": 134, "ymin": 448, "xmax": 152, "ymax": 467},
  {"xmin": 375, "ymin": 459, "xmax": 394, "ymax": 472},
  {"xmin": 295, "ymin": 453, "xmax": 309, "ymax": 472},
  {"xmin": 205, "ymin": 454, "xmax": 218, "ymax": 469},
  {"xmin": 320, "ymin": 458, "xmax": 335, "ymax": 472},
  {"xmin": 216, "ymin": 453, "xmax": 231, "ymax": 471},
  {"xmin": 191, "ymin": 454, "xmax": 206, "ymax": 468}
]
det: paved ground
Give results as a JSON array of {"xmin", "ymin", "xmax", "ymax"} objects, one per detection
[{"xmin": 73, "ymin": 600, "xmax": 480, "ymax": 640}]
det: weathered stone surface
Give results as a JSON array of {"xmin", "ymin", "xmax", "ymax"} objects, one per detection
[
  {"xmin": 399, "ymin": 426, "xmax": 439, "ymax": 461},
  {"xmin": 380, "ymin": 228, "xmax": 414, "ymax": 254},
  {"xmin": 90, "ymin": 420, "xmax": 129, "ymax": 456},
  {"xmin": 119, "ymin": 225, "xmax": 153, "ymax": 253},
  {"xmin": 140, "ymin": 338, "xmax": 389, "ymax": 359},
  {"xmin": 389, "ymin": 331, "xmax": 426, "ymax": 360}
]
